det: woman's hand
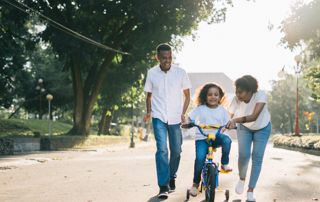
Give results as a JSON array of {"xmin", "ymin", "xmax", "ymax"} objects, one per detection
[{"xmin": 226, "ymin": 119, "xmax": 237, "ymax": 129}]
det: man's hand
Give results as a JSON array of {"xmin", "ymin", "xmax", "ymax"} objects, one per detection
[
  {"xmin": 181, "ymin": 114, "xmax": 186, "ymax": 124},
  {"xmin": 143, "ymin": 113, "xmax": 151, "ymax": 123}
]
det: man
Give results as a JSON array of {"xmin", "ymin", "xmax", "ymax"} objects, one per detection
[{"xmin": 143, "ymin": 43, "xmax": 191, "ymax": 199}]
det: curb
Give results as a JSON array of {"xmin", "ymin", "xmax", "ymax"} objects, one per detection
[
  {"xmin": 273, "ymin": 144, "xmax": 320, "ymax": 156},
  {"xmin": 0, "ymin": 136, "xmax": 131, "ymax": 155}
]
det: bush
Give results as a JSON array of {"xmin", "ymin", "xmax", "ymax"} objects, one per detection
[
  {"xmin": 273, "ymin": 134, "xmax": 320, "ymax": 150},
  {"xmin": 0, "ymin": 138, "xmax": 14, "ymax": 155}
]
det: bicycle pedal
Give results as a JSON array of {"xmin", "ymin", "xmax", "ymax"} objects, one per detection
[
  {"xmin": 219, "ymin": 169, "xmax": 232, "ymax": 174},
  {"xmin": 216, "ymin": 188, "xmax": 224, "ymax": 192}
]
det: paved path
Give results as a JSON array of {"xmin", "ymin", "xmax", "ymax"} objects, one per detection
[{"xmin": 1, "ymin": 139, "xmax": 320, "ymax": 202}]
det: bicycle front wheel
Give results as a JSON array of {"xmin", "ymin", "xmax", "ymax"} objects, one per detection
[{"xmin": 205, "ymin": 163, "xmax": 217, "ymax": 202}]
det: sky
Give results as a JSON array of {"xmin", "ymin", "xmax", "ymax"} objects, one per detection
[{"xmin": 175, "ymin": 0, "xmax": 309, "ymax": 90}]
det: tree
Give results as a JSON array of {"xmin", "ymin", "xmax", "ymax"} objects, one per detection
[
  {"xmin": 0, "ymin": 3, "xmax": 37, "ymax": 108},
  {"xmin": 281, "ymin": 0, "xmax": 320, "ymax": 53},
  {"xmin": 22, "ymin": 43, "xmax": 73, "ymax": 116},
  {"xmin": 303, "ymin": 60, "xmax": 320, "ymax": 102},
  {"xmin": 281, "ymin": 0, "xmax": 320, "ymax": 102},
  {"xmin": 97, "ymin": 58, "xmax": 152, "ymax": 135},
  {"xmin": 269, "ymin": 74, "xmax": 314, "ymax": 134},
  {"xmin": 96, "ymin": 63, "xmax": 134, "ymax": 135},
  {"xmin": 23, "ymin": 0, "xmax": 232, "ymax": 135}
]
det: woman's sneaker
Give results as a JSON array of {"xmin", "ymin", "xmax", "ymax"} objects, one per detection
[
  {"xmin": 235, "ymin": 179, "xmax": 245, "ymax": 194},
  {"xmin": 158, "ymin": 186, "xmax": 169, "ymax": 199},
  {"xmin": 189, "ymin": 184, "xmax": 198, "ymax": 197},
  {"xmin": 221, "ymin": 164, "xmax": 233, "ymax": 172},
  {"xmin": 247, "ymin": 191, "xmax": 256, "ymax": 201}
]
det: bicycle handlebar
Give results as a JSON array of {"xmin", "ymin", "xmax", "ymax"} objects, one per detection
[{"xmin": 181, "ymin": 122, "xmax": 236, "ymax": 136}]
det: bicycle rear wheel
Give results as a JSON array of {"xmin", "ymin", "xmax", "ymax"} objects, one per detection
[{"xmin": 205, "ymin": 163, "xmax": 218, "ymax": 202}]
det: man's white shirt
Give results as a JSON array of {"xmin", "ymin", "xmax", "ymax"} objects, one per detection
[{"xmin": 144, "ymin": 64, "xmax": 191, "ymax": 124}]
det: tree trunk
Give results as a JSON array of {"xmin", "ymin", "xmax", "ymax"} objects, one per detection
[
  {"xmin": 68, "ymin": 57, "xmax": 85, "ymax": 135},
  {"xmin": 68, "ymin": 53, "xmax": 116, "ymax": 136},
  {"xmin": 66, "ymin": 19, "xmax": 134, "ymax": 136},
  {"xmin": 104, "ymin": 115, "xmax": 112, "ymax": 135},
  {"xmin": 98, "ymin": 108, "xmax": 113, "ymax": 135},
  {"xmin": 98, "ymin": 108, "xmax": 107, "ymax": 135}
]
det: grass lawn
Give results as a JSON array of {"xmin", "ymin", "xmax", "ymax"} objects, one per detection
[{"xmin": 0, "ymin": 118, "xmax": 73, "ymax": 137}]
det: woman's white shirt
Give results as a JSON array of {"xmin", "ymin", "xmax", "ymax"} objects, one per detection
[{"xmin": 229, "ymin": 90, "xmax": 270, "ymax": 130}]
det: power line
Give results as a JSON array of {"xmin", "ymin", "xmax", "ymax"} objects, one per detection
[{"xmin": 1, "ymin": 0, "xmax": 130, "ymax": 55}]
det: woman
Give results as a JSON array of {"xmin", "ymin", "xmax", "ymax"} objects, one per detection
[{"xmin": 227, "ymin": 75, "xmax": 272, "ymax": 202}]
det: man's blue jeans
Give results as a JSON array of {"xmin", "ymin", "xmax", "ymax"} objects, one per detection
[
  {"xmin": 152, "ymin": 118, "xmax": 183, "ymax": 187},
  {"xmin": 237, "ymin": 122, "xmax": 272, "ymax": 189},
  {"xmin": 193, "ymin": 133, "xmax": 232, "ymax": 184}
]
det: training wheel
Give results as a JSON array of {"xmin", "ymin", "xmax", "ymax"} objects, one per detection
[{"xmin": 225, "ymin": 189, "xmax": 230, "ymax": 201}]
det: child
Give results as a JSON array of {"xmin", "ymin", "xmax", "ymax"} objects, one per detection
[{"xmin": 187, "ymin": 83, "xmax": 232, "ymax": 196}]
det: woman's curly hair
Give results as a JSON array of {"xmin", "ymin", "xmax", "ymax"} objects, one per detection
[{"xmin": 235, "ymin": 75, "xmax": 258, "ymax": 93}]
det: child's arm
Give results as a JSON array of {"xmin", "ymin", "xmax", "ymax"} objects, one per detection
[{"xmin": 181, "ymin": 117, "xmax": 193, "ymax": 128}]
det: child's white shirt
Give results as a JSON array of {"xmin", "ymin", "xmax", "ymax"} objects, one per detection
[{"xmin": 188, "ymin": 105, "xmax": 230, "ymax": 140}]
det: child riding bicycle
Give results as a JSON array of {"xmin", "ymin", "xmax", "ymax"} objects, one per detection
[{"xmin": 186, "ymin": 83, "xmax": 232, "ymax": 197}]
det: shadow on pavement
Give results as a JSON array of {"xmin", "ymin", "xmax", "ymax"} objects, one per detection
[
  {"xmin": 146, "ymin": 195, "xmax": 167, "ymax": 202},
  {"xmin": 270, "ymin": 157, "xmax": 283, "ymax": 161},
  {"xmin": 297, "ymin": 158, "xmax": 320, "ymax": 171},
  {"xmin": 267, "ymin": 178, "xmax": 319, "ymax": 202}
]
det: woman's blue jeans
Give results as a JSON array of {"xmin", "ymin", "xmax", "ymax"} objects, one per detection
[
  {"xmin": 193, "ymin": 133, "xmax": 232, "ymax": 184},
  {"xmin": 152, "ymin": 118, "xmax": 183, "ymax": 187},
  {"xmin": 237, "ymin": 122, "xmax": 272, "ymax": 189}
]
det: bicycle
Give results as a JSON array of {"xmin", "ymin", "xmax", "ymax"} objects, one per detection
[{"xmin": 182, "ymin": 122, "xmax": 232, "ymax": 202}]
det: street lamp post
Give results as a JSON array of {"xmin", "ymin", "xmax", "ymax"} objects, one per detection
[
  {"xmin": 129, "ymin": 68, "xmax": 135, "ymax": 148},
  {"xmin": 293, "ymin": 55, "xmax": 302, "ymax": 136},
  {"xmin": 36, "ymin": 78, "xmax": 45, "ymax": 119},
  {"xmin": 46, "ymin": 94, "xmax": 53, "ymax": 138},
  {"xmin": 129, "ymin": 86, "xmax": 135, "ymax": 148},
  {"xmin": 278, "ymin": 55, "xmax": 303, "ymax": 136}
]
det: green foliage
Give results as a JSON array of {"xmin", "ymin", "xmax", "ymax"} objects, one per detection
[
  {"xmin": 269, "ymin": 74, "xmax": 316, "ymax": 134},
  {"xmin": 304, "ymin": 60, "xmax": 320, "ymax": 102},
  {"xmin": 281, "ymin": 0, "xmax": 320, "ymax": 52},
  {"xmin": 3, "ymin": 0, "xmax": 233, "ymax": 135},
  {"xmin": 281, "ymin": 0, "xmax": 320, "ymax": 102},
  {"xmin": 0, "ymin": 118, "xmax": 30, "ymax": 135},
  {"xmin": 0, "ymin": 4, "xmax": 37, "ymax": 108},
  {"xmin": 26, "ymin": 0, "xmax": 231, "ymax": 66},
  {"xmin": 0, "ymin": 118, "xmax": 72, "ymax": 137},
  {"xmin": 22, "ymin": 44, "xmax": 73, "ymax": 112}
]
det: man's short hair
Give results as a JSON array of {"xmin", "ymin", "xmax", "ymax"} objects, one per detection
[{"xmin": 156, "ymin": 43, "xmax": 172, "ymax": 54}]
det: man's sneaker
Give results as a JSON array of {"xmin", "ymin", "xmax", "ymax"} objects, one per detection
[
  {"xmin": 189, "ymin": 184, "xmax": 198, "ymax": 197},
  {"xmin": 221, "ymin": 164, "xmax": 233, "ymax": 172},
  {"xmin": 169, "ymin": 178, "xmax": 176, "ymax": 192},
  {"xmin": 235, "ymin": 179, "xmax": 245, "ymax": 194},
  {"xmin": 158, "ymin": 186, "xmax": 169, "ymax": 199},
  {"xmin": 247, "ymin": 191, "xmax": 256, "ymax": 202}
]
